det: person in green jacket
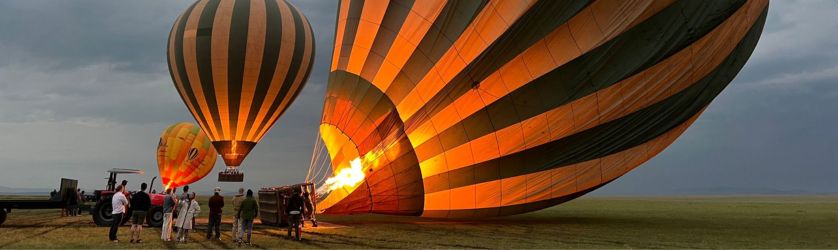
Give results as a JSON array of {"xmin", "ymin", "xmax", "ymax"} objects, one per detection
[{"xmin": 237, "ymin": 189, "xmax": 259, "ymax": 246}]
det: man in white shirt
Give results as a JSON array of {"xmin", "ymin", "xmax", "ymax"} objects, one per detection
[{"xmin": 109, "ymin": 185, "xmax": 129, "ymax": 243}]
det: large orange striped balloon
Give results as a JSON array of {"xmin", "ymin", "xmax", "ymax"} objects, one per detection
[
  {"xmin": 166, "ymin": 0, "xmax": 315, "ymax": 174},
  {"xmin": 157, "ymin": 122, "xmax": 217, "ymax": 189},
  {"xmin": 318, "ymin": 0, "xmax": 769, "ymax": 218}
]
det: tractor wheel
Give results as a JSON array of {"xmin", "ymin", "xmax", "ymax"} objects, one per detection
[
  {"xmin": 147, "ymin": 206, "xmax": 164, "ymax": 227},
  {"xmin": 0, "ymin": 209, "xmax": 7, "ymax": 226},
  {"xmin": 92, "ymin": 200, "xmax": 114, "ymax": 227}
]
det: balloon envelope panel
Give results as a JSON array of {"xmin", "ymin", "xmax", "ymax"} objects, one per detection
[
  {"xmin": 166, "ymin": 0, "xmax": 316, "ymax": 168},
  {"xmin": 157, "ymin": 122, "xmax": 218, "ymax": 189},
  {"xmin": 318, "ymin": 0, "xmax": 769, "ymax": 218}
]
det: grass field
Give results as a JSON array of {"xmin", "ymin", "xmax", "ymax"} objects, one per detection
[{"xmin": 0, "ymin": 195, "xmax": 836, "ymax": 248}]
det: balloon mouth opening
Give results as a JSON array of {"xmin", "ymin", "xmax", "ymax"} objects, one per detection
[{"xmin": 212, "ymin": 141, "xmax": 256, "ymax": 167}]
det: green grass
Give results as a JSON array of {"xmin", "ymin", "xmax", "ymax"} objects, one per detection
[{"xmin": 1, "ymin": 196, "xmax": 836, "ymax": 248}]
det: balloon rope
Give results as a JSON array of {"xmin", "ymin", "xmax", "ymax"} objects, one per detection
[
  {"xmin": 306, "ymin": 129, "xmax": 324, "ymax": 182},
  {"xmin": 313, "ymin": 150, "xmax": 331, "ymax": 185}
]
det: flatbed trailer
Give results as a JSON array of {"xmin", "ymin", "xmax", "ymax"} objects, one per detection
[{"xmin": 0, "ymin": 178, "xmax": 78, "ymax": 226}]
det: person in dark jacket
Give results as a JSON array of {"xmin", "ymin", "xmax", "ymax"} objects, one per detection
[
  {"xmin": 287, "ymin": 190, "xmax": 304, "ymax": 216},
  {"xmin": 237, "ymin": 189, "xmax": 259, "ymax": 246},
  {"xmin": 129, "ymin": 183, "xmax": 151, "ymax": 243},
  {"xmin": 207, "ymin": 187, "xmax": 224, "ymax": 240},
  {"xmin": 286, "ymin": 188, "xmax": 305, "ymax": 239},
  {"xmin": 65, "ymin": 188, "xmax": 78, "ymax": 216}
]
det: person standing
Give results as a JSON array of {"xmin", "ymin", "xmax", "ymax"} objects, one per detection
[
  {"xmin": 207, "ymin": 187, "xmax": 224, "ymax": 240},
  {"xmin": 179, "ymin": 185, "xmax": 194, "ymax": 230},
  {"xmin": 303, "ymin": 190, "xmax": 316, "ymax": 227},
  {"xmin": 129, "ymin": 183, "xmax": 151, "ymax": 243},
  {"xmin": 237, "ymin": 189, "xmax": 259, "ymax": 246},
  {"xmin": 231, "ymin": 188, "xmax": 245, "ymax": 243},
  {"xmin": 109, "ymin": 185, "xmax": 129, "ymax": 243},
  {"xmin": 175, "ymin": 192, "xmax": 200, "ymax": 243},
  {"xmin": 286, "ymin": 189, "xmax": 305, "ymax": 240},
  {"xmin": 75, "ymin": 188, "xmax": 83, "ymax": 216},
  {"xmin": 161, "ymin": 188, "xmax": 177, "ymax": 241},
  {"xmin": 66, "ymin": 188, "xmax": 78, "ymax": 216}
]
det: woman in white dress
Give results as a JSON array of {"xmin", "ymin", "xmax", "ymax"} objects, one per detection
[{"xmin": 175, "ymin": 192, "xmax": 200, "ymax": 242}]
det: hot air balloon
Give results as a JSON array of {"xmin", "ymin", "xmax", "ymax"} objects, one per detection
[
  {"xmin": 157, "ymin": 122, "xmax": 218, "ymax": 189},
  {"xmin": 167, "ymin": 0, "xmax": 315, "ymax": 181},
  {"xmin": 308, "ymin": 0, "xmax": 769, "ymax": 217}
]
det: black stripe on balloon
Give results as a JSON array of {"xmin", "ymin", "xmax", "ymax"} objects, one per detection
[
  {"xmin": 172, "ymin": 2, "xmax": 211, "ymax": 133},
  {"xmin": 250, "ymin": 0, "xmax": 306, "ymax": 139},
  {"xmin": 423, "ymin": 181, "xmax": 609, "ymax": 218},
  {"xmin": 324, "ymin": 71, "xmax": 400, "ymax": 153},
  {"xmin": 324, "ymin": 71, "xmax": 391, "ymax": 140},
  {"xmin": 384, "ymin": 0, "xmax": 488, "ymax": 102},
  {"xmin": 265, "ymin": 4, "xmax": 314, "ymax": 131},
  {"xmin": 337, "ymin": 0, "xmax": 365, "ymax": 69},
  {"xmin": 422, "ymin": 9, "xmax": 767, "ymax": 194},
  {"xmin": 330, "ymin": 1, "xmax": 341, "ymax": 61},
  {"xmin": 359, "ymin": 0, "xmax": 414, "ymax": 79},
  {"xmin": 195, "ymin": 0, "xmax": 223, "ymax": 138},
  {"xmin": 403, "ymin": 0, "xmax": 590, "ymax": 128},
  {"xmin": 280, "ymin": 26, "xmax": 315, "ymax": 119},
  {"xmin": 243, "ymin": 0, "xmax": 283, "ymax": 138},
  {"xmin": 227, "ymin": 0, "xmax": 250, "ymax": 139},
  {"xmin": 413, "ymin": 0, "xmax": 746, "ymax": 159}
]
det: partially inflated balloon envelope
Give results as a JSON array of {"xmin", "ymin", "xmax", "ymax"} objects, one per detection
[
  {"xmin": 316, "ymin": 0, "xmax": 769, "ymax": 217},
  {"xmin": 157, "ymin": 122, "xmax": 217, "ymax": 189},
  {"xmin": 166, "ymin": 0, "xmax": 315, "ymax": 181}
]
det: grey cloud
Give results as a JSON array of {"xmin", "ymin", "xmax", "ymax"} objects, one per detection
[{"xmin": 0, "ymin": 0, "xmax": 192, "ymax": 71}]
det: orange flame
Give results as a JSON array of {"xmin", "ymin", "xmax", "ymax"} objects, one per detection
[{"xmin": 320, "ymin": 157, "xmax": 366, "ymax": 194}]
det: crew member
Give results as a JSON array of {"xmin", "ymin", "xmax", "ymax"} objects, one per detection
[
  {"xmin": 109, "ymin": 185, "xmax": 129, "ymax": 243},
  {"xmin": 129, "ymin": 183, "xmax": 151, "ymax": 243}
]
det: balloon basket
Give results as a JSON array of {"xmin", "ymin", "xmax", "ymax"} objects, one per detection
[{"xmin": 218, "ymin": 171, "xmax": 244, "ymax": 182}]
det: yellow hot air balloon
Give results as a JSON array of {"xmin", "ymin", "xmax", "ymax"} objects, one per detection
[
  {"xmin": 167, "ymin": 0, "xmax": 315, "ymax": 181},
  {"xmin": 311, "ymin": 0, "xmax": 769, "ymax": 217},
  {"xmin": 157, "ymin": 122, "xmax": 217, "ymax": 189}
]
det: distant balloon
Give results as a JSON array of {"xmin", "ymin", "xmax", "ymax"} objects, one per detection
[
  {"xmin": 157, "ymin": 122, "xmax": 217, "ymax": 189},
  {"xmin": 315, "ymin": 0, "xmax": 769, "ymax": 217},
  {"xmin": 166, "ymin": 0, "xmax": 315, "ymax": 180}
]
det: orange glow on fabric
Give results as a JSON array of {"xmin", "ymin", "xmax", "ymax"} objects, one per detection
[{"xmin": 157, "ymin": 122, "xmax": 217, "ymax": 188}]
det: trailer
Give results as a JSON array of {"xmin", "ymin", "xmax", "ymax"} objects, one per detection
[
  {"xmin": 0, "ymin": 178, "xmax": 78, "ymax": 226},
  {"xmin": 258, "ymin": 183, "xmax": 317, "ymax": 227}
]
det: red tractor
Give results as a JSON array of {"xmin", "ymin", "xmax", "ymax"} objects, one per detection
[{"xmin": 90, "ymin": 168, "xmax": 167, "ymax": 227}]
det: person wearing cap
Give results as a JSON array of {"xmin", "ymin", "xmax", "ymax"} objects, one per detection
[
  {"xmin": 207, "ymin": 187, "xmax": 224, "ymax": 240},
  {"xmin": 231, "ymin": 187, "xmax": 245, "ymax": 243}
]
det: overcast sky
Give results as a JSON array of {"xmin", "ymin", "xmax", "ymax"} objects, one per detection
[{"xmin": 0, "ymin": 0, "xmax": 835, "ymax": 195}]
